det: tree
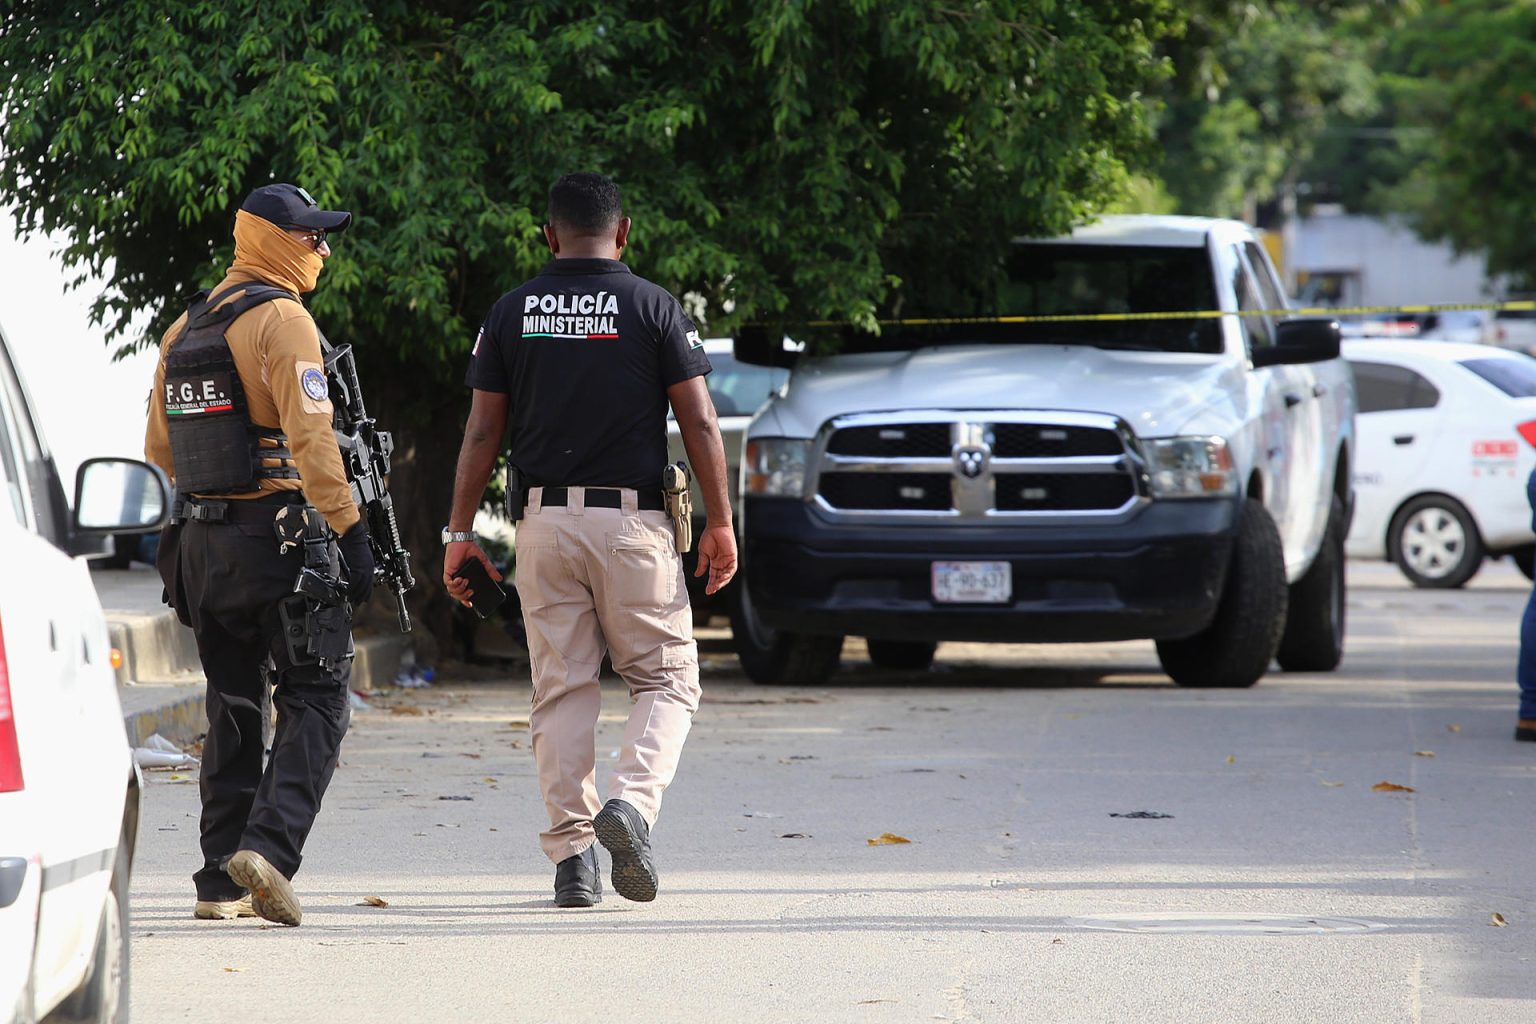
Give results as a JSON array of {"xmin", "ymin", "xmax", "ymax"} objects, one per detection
[
  {"xmin": 0, "ymin": 1, "xmax": 1178, "ymax": 649},
  {"xmin": 1151, "ymin": 1, "xmax": 1403, "ymax": 219},
  {"xmin": 1364, "ymin": 1, "xmax": 1536, "ymax": 289}
]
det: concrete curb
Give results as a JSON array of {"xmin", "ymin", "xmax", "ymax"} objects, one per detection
[{"xmin": 112, "ymin": 605, "xmax": 415, "ymax": 746}]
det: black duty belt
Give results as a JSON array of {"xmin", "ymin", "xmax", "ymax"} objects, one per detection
[
  {"xmin": 175, "ymin": 493, "xmax": 307, "ymax": 524},
  {"xmin": 528, "ymin": 486, "xmax": 665, "ymax": 511}
]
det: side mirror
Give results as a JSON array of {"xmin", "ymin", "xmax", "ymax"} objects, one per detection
[
  {"xmin": 73, "ymin": 458, "xmax": 171, "ymax": 534},
  {"xmin": 733, "ymin": 326, "xmax": 802, "ymax": 369},
  {"xmin": 1254, "ymin": 319, "xmax": 1342, "ymax": 368}
]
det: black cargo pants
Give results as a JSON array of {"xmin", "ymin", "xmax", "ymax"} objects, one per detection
[{"xmin": 158, "ymin": 494, "xmax": 352, "ymax": 902}]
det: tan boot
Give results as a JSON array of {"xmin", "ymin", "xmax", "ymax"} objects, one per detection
[
  {"xmin": 226, "ymin": 850, "xmax": 302, "ymax": 926},
  {"xmin": 193, "ymin": 893, "xmax": 255, "ymax": 920}
]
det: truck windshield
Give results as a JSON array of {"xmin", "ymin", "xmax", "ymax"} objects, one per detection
[
  {"xmin": 822, "ymin": 243, "xmax": 1223, "ymax": 356},
  {"xmin": 995, "ymin": 244, "xmax": 1223, "ymax": 354}
]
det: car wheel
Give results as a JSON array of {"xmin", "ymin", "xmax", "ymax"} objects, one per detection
[
  {"xmin": 1157, "ymin": 498, "xmax": 1287, "ymax": 688},
  {"xmin": 866, "ymin": 639, "xmax": 938, "ymax": 671},
  {"xmin": 1511, "ymin": 544, "xmax": 1535, "ymax": 581},
  {"xmin": 1276, "ymin": 495, "xmax": 1347, "ymax": 672},
  {"xmin": 58, "ymin": 831, "xmax": 129, "ymax": 1023},
  {"xmin": 728, "ymin": 581, "xmax": 843, "ymax": 685},
  {"xmin": 1390, "ymin": 495, "xmax": 1484, "ymax": 589}
]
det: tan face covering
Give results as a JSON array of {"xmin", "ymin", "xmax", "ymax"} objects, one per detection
[{"xmin": 231, "ymin": 210, "xmax": 324, "ymax": 294}]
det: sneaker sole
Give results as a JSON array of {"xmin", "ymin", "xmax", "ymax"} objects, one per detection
[
  {"xmin": 226, "ymin": 851, "xmax": 302, "ymax": 926},
  {"xmin": 193, "ymin": 897, "xmax": 255, "ymax": 920},
  {"xmin": 593, "ymin": 807, "xmax": 658, "ymax": 903}
]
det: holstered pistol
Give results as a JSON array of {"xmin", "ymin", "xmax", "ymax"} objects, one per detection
[{"xmin": 662, "ymin": 461, "xmax": 692, "ymax": 554}]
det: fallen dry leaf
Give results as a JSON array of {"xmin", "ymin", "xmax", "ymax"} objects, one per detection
[
  {"xmin": 1447, "ymin": 724, "xmax": 1462, "ymax": 733},
  {"xmin": 390, "ymin": 705, "xmax": 424, "ymax": 717},
  {"xmin": 1414, "ymin": 750, "xmax": 1436, "ymax": 758},
  {"xmin": 855, "ymin": 999, "xmax": 895, "ymax": 1005},
  {"xmin": 867, "ymin": 832, "xmax": 911, "ymax": 846},
  {"xmin": 359, "ymin": 895, "xmax": 389, "ymax": 908},
  {"xmin": 507, "ymin": 720, "xmax": 530, "ymax": 728},
  {"xmin": 780, "ymin": 833, "xmax": 812, "ymax": 839},
  {"xmin": 460, "ymin": 752, "xmax": 482, "ymax": 759},
  {"xmin": 1491, "ymin": 912, "xmax": 1508, "ymax": 928},
  {"xmin": 1226, "ymin": 755, "xmax": 1236, "ymax": 765},
  {"xmin": 1372, "ymin": 781, "xmax": 1416, "ymax": 793},
  {"xmin": 223, "ymin": 967, "xmax": 247, "ymax": 973}
]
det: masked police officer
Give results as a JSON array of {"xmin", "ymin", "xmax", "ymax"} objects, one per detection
[
  {"xmin": 444, "ymin": 172, "xmax": 736, "ymax": 906},
  {"xmin": 145, "ymin": 183, "xmax": 374, "ymax": 927}
]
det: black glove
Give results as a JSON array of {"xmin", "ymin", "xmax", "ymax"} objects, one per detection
[{"xmin": 338, "ymin": 520, "xmax": 376, "ymax": 605}]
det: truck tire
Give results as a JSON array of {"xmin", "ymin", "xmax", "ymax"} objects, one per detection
[
  {"xmin": 866, "ymin": 639, "xmax": 938, "ymax": 671},
  {"xmin": 1156, "ymin": 498, "xmax": 1286, "ymax": 689},
  {"xmin": 1276, "ymin": 495, "xmax": 1346, "ymax": 672},
  {"xmin": 729, "ymin": 585, "xmax": 843, "ymax": 685},
  {"xmin": 1389, "ymin": 494, "xmax": 1484, "ymax": 589}
]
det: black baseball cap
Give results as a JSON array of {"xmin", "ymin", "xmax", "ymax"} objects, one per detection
[{"xmin": 240, "ymin": 183, "xmax": 352, "ymax": 232}]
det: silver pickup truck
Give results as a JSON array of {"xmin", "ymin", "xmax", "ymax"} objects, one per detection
[{"xmin": 731, "ymin": 215, "xmax": 1357, "ymax": 688}]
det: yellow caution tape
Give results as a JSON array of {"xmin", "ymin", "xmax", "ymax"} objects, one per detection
[{"xmin": 795, "ymin": 300, "xmax": 1536, "ymax": 329}]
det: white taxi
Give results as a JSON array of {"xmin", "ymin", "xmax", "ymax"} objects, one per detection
[
  {"xmin": 1344, "ymin": 338, "xmax": 1536, "ymax": 587},
  {"xmin": 0, "ymin": 319, "xmax": 169, "ymax": 1023}
]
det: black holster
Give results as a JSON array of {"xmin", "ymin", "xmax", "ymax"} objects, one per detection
[
  {"xmin": 506, "ymin": 464, "xmax": 526, "ymax": 523},
  {"xmin": 278, "ymin": 509, "xmax": 354, "ymax": 676}
]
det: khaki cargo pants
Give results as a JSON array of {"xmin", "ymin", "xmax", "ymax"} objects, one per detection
[{"xmin": 514, "ymin": 486, "xmax": 701, "ymax": 864}]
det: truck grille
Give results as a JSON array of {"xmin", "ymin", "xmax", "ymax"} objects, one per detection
[{"xmin": 814, "ymin": 412, "xmax": 1143, "ymax": 519}]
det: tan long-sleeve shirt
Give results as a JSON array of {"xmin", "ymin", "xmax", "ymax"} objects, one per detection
[{"xmin": 144, "ymin": 268, "xmax": 360, "ymax": 535}]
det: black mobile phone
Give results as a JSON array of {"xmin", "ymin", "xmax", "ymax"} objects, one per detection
[{"xmin": 452, "ymin": 558, "xmax": 507, "ymax": 619}]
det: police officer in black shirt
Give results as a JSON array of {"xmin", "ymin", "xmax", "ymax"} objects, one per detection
[{"xmin": 444, "ymin": 172, "xmax": 736, "ymax": 906}]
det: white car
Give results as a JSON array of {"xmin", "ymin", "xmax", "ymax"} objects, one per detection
[
  {"xmin": 0, "ymin": 320, "xmax": 169, "ymax": 1024},
  {"xmin": 666, "ymin": 338, "xmax": 789, "ymax": 613},
  {"xmin": 1344, "ymin": 338, "xmax": 1536, "ymax": 587}
]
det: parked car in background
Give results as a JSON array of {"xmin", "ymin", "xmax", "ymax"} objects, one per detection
[
  {"xmin": 1344, "ymin": 338, "xmax": 1536, "ymax": 587},
  {"xmin": 1491, "ymin": 302, "xmax": 1536, "ymax": 356},
  {"xmin": 0, "ymin": 318, "xmax": 169, "ymax": 1024},
  {"xmin": 734, "ymin": 215, "xmax": 1355, "ymax": 689},
  {"xmin": 667, "ymin": 338, "xmax": 789, "ymax": 619}
]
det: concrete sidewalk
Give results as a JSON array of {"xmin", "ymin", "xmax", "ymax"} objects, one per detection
[{"xmin": 96, "ymin": 566, "xmax": 414, "ymax": 745}]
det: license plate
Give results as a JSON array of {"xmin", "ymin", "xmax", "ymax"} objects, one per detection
[{"xmin": 931, "ymin": 561, "xmax": 1012, "ymax": 604}]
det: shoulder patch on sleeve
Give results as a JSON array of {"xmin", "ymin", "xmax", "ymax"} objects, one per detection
[
  {"xmin": 685, "ymin": 329, "xmax": 702, "ymax": 349},
  {"xmin": 295, "ymin": 361, "xmax": 332, "ymax": 415}
]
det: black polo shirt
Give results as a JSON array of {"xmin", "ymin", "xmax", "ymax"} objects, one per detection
[{"xmin": 465, "ymin": 258, "xmax": 711, "ymax": 490}]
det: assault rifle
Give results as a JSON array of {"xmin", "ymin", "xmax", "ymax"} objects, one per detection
[{"xmin": 324, "ymin": 342, "xmax": 416, "ymax": 631}]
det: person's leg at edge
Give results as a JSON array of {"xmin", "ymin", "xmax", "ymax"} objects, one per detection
[{"xmin": 1518, "ymin": 471, "xmax": 1536, "ymax": 739}]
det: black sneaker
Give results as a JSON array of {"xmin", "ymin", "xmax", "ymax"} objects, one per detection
[
  {"xmin": 593, "ymin": 799, "xmax": 658, "ymax": 903},
  {"xmin": 554, "ymin": 846, "xmax": 602, "ymax": 907},
  {"xmin": 1517, "ymin": 719, "xmax": 1536, "ymax": 742}
]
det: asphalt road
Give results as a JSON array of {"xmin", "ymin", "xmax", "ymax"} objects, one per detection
[{"xmin": 129, "ymin": 561, "xmax": 1536, "ymax": 1023}]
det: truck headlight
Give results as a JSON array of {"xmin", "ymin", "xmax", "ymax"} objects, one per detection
[
  {"xmin": 744, "ymin": 438, "xmax": 811, "ymax": 497},
  {"xmin": 1142, "ymin": 436, "xmax": 1237, "ymax": 498}
]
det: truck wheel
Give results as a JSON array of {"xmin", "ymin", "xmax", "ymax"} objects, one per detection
[
  {"xmin": 729, "ymin": 585, "xmax": 843, "ymax": 685},
  {"xmin": 1389, "ymin": 495, "xmax": 1483, "ymax": 589},
  {"xmin": 866, "ymin": 639, "xmax": 938, "ymax": 671},
  {"xmin": 1510, "ymin": 544, "xmax": 1534, "ymax": 581},
  {"xmin": 1276, "ymin": 495, "xmax": 1346, "ymax": 672},
  {"xmin": 1157, "ymin": 498, "xmax": 1286, "ymax": 688}
]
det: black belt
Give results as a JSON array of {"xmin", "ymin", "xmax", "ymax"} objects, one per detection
[
  {"xmin": 529, "ymin": 486, "xmax": 665, "ymax": 511},
  {"xmin": 175, "ymin": 493, "xmax": 306, "ymax": 524}
]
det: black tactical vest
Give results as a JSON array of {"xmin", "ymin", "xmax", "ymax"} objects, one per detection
[{"xmin": 164, "ymin": 284, "xmax": 304, "ymax": 494}]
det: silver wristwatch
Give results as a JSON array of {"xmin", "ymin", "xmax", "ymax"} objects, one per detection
[{"xmin": 441, "ymin": 527, "xmax": 476, "ymax": 545}]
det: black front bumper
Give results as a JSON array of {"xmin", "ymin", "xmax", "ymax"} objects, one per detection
[{"xmin": 743, "ymin": 497, "xmax": 1238, "ymax": 643}]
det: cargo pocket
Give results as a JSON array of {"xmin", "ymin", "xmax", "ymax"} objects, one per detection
[{"xmin": 609, "ymin": 534, "xmax": 675, "ymax": 610}]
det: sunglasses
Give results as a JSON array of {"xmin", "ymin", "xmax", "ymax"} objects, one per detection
[{"xmin": 288, "ymin": 227, "xmax": 328, "ymax": 250}]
